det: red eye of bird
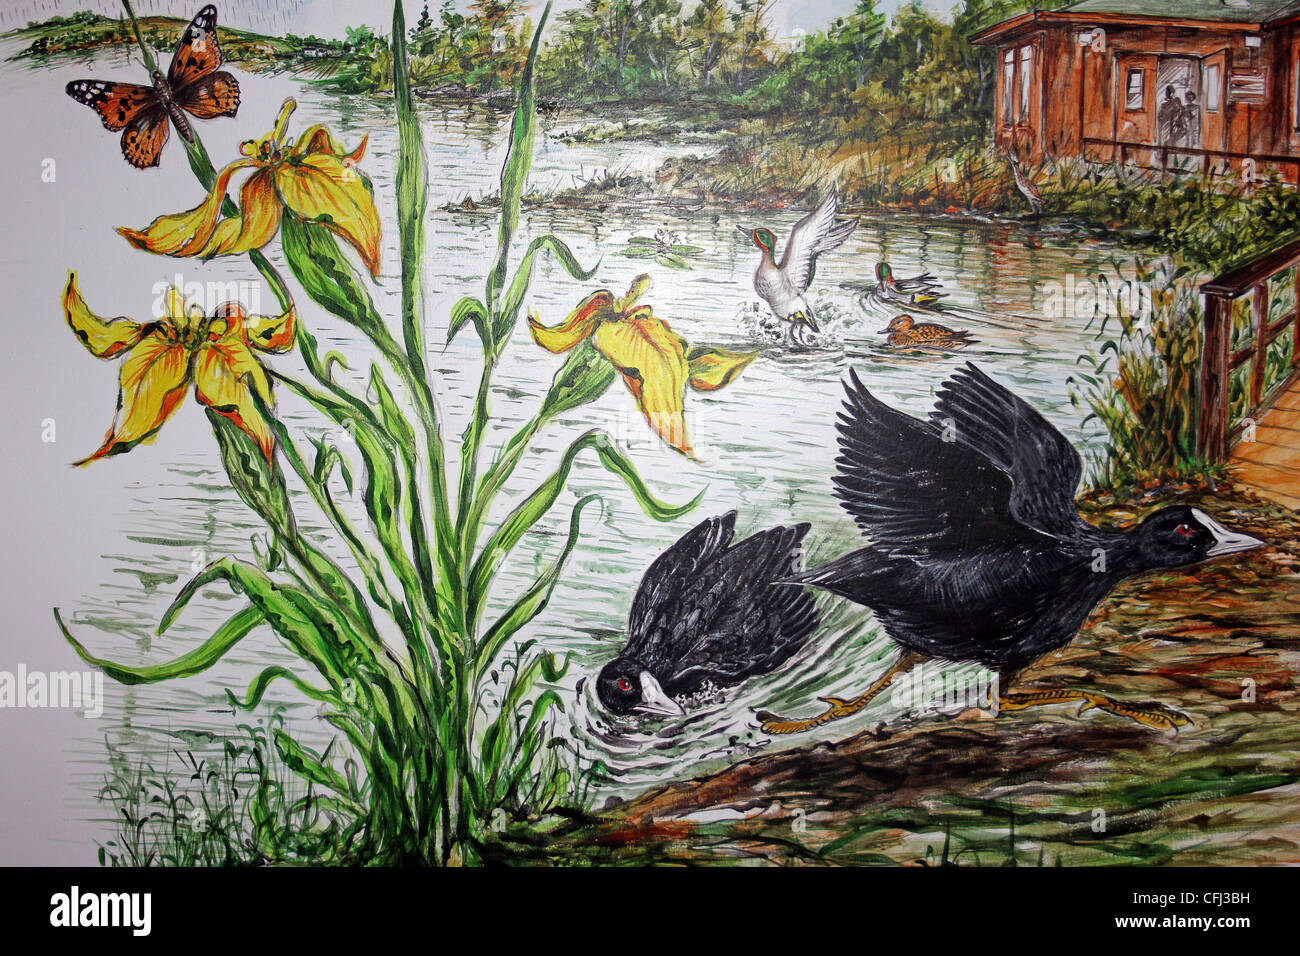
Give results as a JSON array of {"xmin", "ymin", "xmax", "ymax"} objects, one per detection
[
  {"xmin": 616, "ymin": 677, "xmax": 632, "ymax": 692},
  {"xmin": 1175, "ymin": 524, "xmax": 1195, "ymax": 537}
]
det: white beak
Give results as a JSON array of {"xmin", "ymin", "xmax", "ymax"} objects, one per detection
[
  {"xmin": 634, "ymin": 671, "xmax": 684, "ymax": 718},
  {"xmin": 1192, "ymin": 508, "xmax": 1264, "ymax": 558}
]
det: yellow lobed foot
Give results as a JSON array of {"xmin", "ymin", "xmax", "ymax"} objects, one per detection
[
  {"xmin": 758, "ymin": 696, "xmax": 865, "ymax": 735},
  {"xmin": 998, "ymin": 691, "xmax": 1190, "ymax": 732},
  {"xmin": 1076, "ymin": 694, "xmax": 1191, "ymax": 731}
]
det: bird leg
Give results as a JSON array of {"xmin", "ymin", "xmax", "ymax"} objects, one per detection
[
  {"xmin": 997, "ymin": 689, "xmax": 1190, "ymax": 731},
  {"xmin": 759, "ymin": 652, "xmax": 923, "ymax": 735}
]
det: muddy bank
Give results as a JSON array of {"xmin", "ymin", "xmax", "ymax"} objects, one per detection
[{"xmin": 490, "ymin": 483, "xmax": 1300, "ymax": 865}]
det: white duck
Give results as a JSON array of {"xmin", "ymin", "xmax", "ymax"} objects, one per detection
[{"xmin": 738, "ymin": 185, "xmax": 859, "ymax": 344}]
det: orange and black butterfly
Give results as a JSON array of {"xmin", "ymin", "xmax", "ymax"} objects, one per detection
[{"xmin": 65, "ymin": 5, "xmax": 240, "ymax": 169}]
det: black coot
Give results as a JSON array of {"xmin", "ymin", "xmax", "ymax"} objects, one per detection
[
  {"xmin": 761, "ymin": 363, "xmax": 1263, "ymax": 734},
  {"xmin": 596, "ymin": 512, "xmax": 818, "ymax": 718}
]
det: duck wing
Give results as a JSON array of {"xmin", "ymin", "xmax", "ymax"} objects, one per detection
[
  {"xmin": 833, "ymin": 369, "xmax": 1052, "ymax": 562},
  {"xmin": 626, "ymin": 512, "xmax": 737, "ymax": 659},
  {"xmin": 779, "ymin": 185, "xmax": 859, "ymax": 294},
  {"xmin": 929, "ymin": 362, "xmax": 1086, "ymax": 538},
  {"xmin": 656, "ymin": 523, "xmax": 819, "ymax": 688},
  {"xmin": 895, "ymin": 273, "xmax": 941, "ymax": 293}
]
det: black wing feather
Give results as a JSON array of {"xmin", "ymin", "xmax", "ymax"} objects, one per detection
[
  {"xmin": 833, "ymin": 369, "xmax": 1050, "ymax": 561},
  {"xmin": 929, "ymin": 362, "xmax": 1085, "ymax": 538},
  {"xmin": 658, "ymin": 523, "xmax": 818, "ymax": 687},
  {"xmin": 627, "ymin": 512, "xmax": 736, "ymax": 654},
  {"xmin": 626, "ymin": 517, "xmax": 817, "ymax": 687}
]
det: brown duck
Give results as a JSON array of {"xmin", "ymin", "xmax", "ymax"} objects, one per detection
[{"xmin": 881, "ymin": 314, "xmax": 972, "ymax": 349}]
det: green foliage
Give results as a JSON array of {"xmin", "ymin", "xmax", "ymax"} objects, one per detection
[
  {"xmin": 69, "ymin": 0, "xmax": 705, "ymax": 867},
  {"xmin": 1118, "ymin": 175, "xmax": 1300, "ymax": 275},
  {"xmin": 1068, "ymin": 260, "xmax": 1219, "ymax": 491},
  {"xmin": 208, "ymin": 411, "xmax": 295, "ymax": 537},
  {"xmin": 97, "ymin": 712, "xmax": 357, "ymax": 866}
]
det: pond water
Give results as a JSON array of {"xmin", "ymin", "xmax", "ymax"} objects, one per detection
[{"xmin": 0, "ymin": 52, "xmax": 1149, "ymax": 856}]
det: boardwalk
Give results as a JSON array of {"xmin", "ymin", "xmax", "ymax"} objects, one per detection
[{"xmin": 1230, "ymin": 377, "xmax": 1300, "ymax": 510}]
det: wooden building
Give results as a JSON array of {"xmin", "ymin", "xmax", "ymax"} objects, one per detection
[{"xmin": 971, "ymin": 0, "xmax": 1300, "ymax": 181}]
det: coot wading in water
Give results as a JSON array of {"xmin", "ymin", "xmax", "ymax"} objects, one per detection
[
  {"xmin": 597, "ymin": 512, "xmax": 819, "ymax": 719},
  {"xmin": 758, "ymin": 363, "xmax": 1263, "ymax": 735}
]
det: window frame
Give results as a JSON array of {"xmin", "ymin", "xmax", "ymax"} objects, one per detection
[
  {"xmin": 1294, "ymin": 52, "xmax": 1300, "ymax": 129},
  {"xmin": 1205, "ymin": 62, "xmax": 1221, "ymax": 113},
  {"xmin": 1018, "ymin": 44, "xmax": 1034, "ymax": 121},
  {"xmin": 1125, "ymin": 68, "xmax": 1145, "ymax": 112},
  {"xmin": 1002, "ymin": 48, "xmax": 1015, "ymax": 122}
]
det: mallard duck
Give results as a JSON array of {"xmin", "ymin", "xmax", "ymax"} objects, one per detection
[
  {"xmin": 880, "ymin": 314, "xmax": 972, "ymax": 349},
  {"xmin": 758, "ymin": 364, "xmax": 1263, "ymax": 735},
  {"xmin": 872, "ymin": 262, "xmax": 944, "ymax": 307},
  {"xmin": 596, "ymin": 512, "xmax": 817, "ymax": 719},
  {"xmin": 738, "ymin": 185, "xmax": 858, "ymax": 345}
]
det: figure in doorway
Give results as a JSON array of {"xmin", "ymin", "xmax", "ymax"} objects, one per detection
[
  {"xmin": 1179, "ymin": 90, "xmax": 1200, "ymax": 148},
  {"xmin": 1158, "ymin": 85, "xmax": 1187, "ymax": 146}
]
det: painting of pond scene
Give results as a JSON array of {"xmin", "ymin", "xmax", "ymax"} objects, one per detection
[{"xmin": 0, "ymin": 0, "xmax": 1297, "ymax": 883}]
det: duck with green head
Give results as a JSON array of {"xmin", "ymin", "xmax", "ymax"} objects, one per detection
[
  {"xmin": 738, "ymin": 185, "xmax": 858, "ymax": 345},
  {"xmin": 871, "ymin": 262, "xmax": 945, "ymax": 307}
]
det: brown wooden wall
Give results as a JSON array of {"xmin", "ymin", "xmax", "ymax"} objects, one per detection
[{"xmin": 990, "ymin": 19, "xmax": 1300, "ymax": 182}]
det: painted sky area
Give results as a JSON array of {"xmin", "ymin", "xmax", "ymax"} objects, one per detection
[{"xmin": 0, "ymin": 0, "xmax": 968, "ymax": 40}]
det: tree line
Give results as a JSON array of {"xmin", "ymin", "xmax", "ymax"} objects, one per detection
[{"xmin": 387, "ymin": 0, "xmax": 1061, "ymax": 125}]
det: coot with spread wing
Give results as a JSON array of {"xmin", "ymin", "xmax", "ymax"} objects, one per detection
[{"xmin": 760, "ymin": 364, "xmax": 1263, "ymax": 734}]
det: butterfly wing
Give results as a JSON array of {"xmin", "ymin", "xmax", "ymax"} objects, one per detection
[
  {"xmin": 168, "ymin": 5, "xmax": 224, "ymax": 90},
  {"xmin": 168, "ymin": 6, "xmax": 240, "ymax": 120},
  {"xmin": 121, "ymin": 105, "xmax": 170, "ymax": 169},
  {"xmin": 66, "ymin": 80, "xmax": 157, "ymax": 131},
  {"xmin": 176, "ymin": 70, "xmax": 240, "ymax": 119}
]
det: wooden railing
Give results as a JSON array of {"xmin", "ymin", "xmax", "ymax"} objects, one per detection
[
  {"xmin": 1198, "ymin": 237, "xmax": 1300, "ymax": 461},
  {"xmin": 1081, "ymin": 136, "xmax": 1300, "ymax": 181}
]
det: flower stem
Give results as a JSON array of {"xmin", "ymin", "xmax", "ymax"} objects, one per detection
[{"xmin": 120, "ymin": 0, "xmax": 159, "ymax": 74}]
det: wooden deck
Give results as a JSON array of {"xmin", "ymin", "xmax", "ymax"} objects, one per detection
[{"xmin": 1230, "ymin": 376, "xmax": 1300, "ymax": 509}]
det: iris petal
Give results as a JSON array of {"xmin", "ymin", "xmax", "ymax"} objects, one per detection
[
  {"xmin": 76, "ymin": 335, "xmax": 191, "ymax": 465},
  {"xmin": 193, "ymin": 337, "xmax": 275, "ymax": 461},
  {"xmin": 686, "ymin": 346, "xmax": 758, "ymax": 391},
  {"xmin": 63, "ymin": 272, "xmax": 144, "ymax": 359},
  {"xmin": 198, "ymin": 168, "xmax": 283, "ymax": 259},
  {"xmin": 292, "ymin": 125, "xmax": 368, "ymax": 164},
  {"xmin": 527, "ymin": 290, "xmax": 615, "ymax": 353},
  {"xmin": 273, "ymin": 154, "xmax": 381, "ymax": 277},
  {"xmin": 221, "ymin": 302, "xmax": 297, "ymax": 354},
  {"xmin": 117, "ymin": 159, "xmax": 259, "ymax": 257},
  {"xmin": 592, "ymin": 306, "xmax": 693, "ymax": 458}
]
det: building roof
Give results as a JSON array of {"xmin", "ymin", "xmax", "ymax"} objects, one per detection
[
  {"xmin": 970, "ymin": 0, "xmax": 1300, "ymax": 44},
  {"xmin": 1059, "ymin": 0, "xmax": 1300, "ymax": 23}
]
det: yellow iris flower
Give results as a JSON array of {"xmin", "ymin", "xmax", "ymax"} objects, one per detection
[
  {"xmin": 118, "ymin": 99, "xmax": 381, "ymax": 277},
  {"xmin": 529, "ymin": 274, "xmax": 757, "ymax": 458},
  {"xmin": 63, "ymin": 273, "xmax": 295, "ymax": 465}
]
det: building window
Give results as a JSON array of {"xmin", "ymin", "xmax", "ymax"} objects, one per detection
[
  {"xmin": 1295, "ymin": 59, "xmax": 1300, "ymax": 129},
  {"xmin": 1206, "ymin": 63, "xmax": 1221, "ymax": 113},
  {"xmin": 1002, "ymin": 48, "xmax": 1015, "ymax": 122},
  {"xmin": 1125, "ymin": 69, "xmax": 1145, "ymax": 111},
  {"xmin": 1229, "ymin": 69, "xmax": 1267, "ymax": 104},
  {"xmin": 1018, "ymin": 45, "xmax": 1033, "ymax": 119}
]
